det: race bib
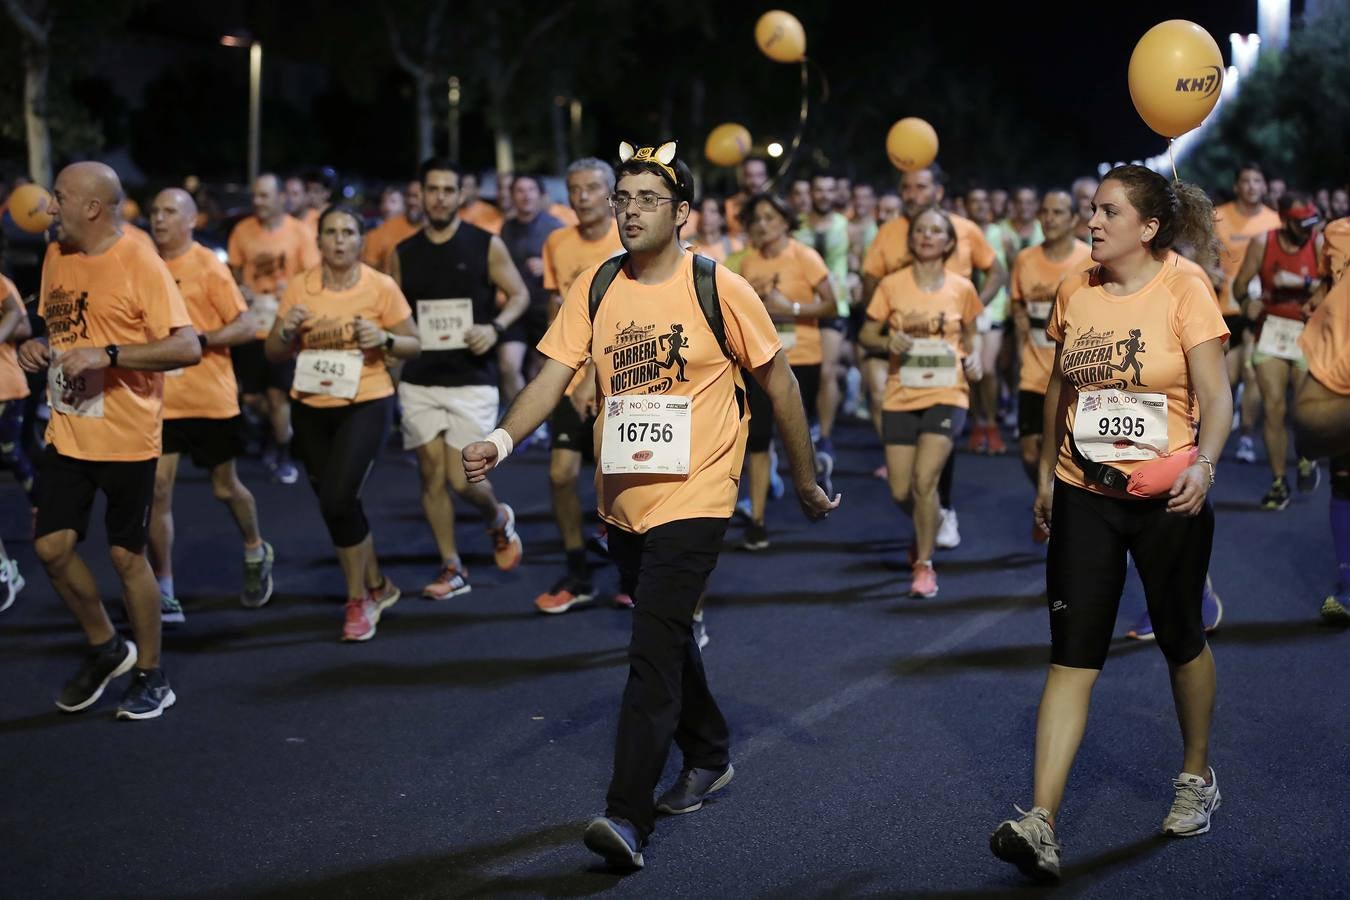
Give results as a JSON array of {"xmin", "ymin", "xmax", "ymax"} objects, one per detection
[
  {"xmin": 251, "ymin": 294, "xmax": 279, "ymax": 335},
  {"xmin": 1256, "ymin": 315, "xmax": 1305, "ymax": 362},
  {"xmin": 1027, "ymin": 301, "xmax": 1055, "ymax": 349},
  {"xmin": 600, "ymin": 395, "xmax": 692, "ymax": 476},
  {"xmin": 1073, "ymin": 389, "xmax": 1169, "ymax": 462},
  {"xmin": 900, "ymin": 338, "xmax": 958, "ymax": 388},
  {"xmin": 48, "ymin": 366, "xmax": 105, "ymax": 418},
  {"xmin": 776, "ymin": 322, "xmax": 797, "ymax": 351},
  {"xmin": 418, "ymin": 299, "xmax": 473, "ymax": 351},
  {"xmin": 294, "ymin": 350, "xmax": 363, "ymax": 399}
]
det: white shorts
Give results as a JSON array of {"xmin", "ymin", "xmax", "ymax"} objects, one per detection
[{"xmin": 398, "ymin": 382, "xmax": 499, "ymax": 451}]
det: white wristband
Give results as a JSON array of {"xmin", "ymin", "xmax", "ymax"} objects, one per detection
[{"xmin": 486, "ymin": 428, "xmax": 514, "ymax": 468}]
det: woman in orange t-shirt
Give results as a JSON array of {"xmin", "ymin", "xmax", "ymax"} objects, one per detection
[
  {"xmin": 735, "ymin": 192, "xmax": 837, "ymax": 549},
  {"xmin": 265, "ymin": 206, "xmax": 420, "ymax": 642},
  {"xmin": 990, "ymin": 167, "xmax": 1231, "ymax": 883},
  {"xmin": 859, "ymin": 208, "xmax": 981, "ymax": 599},
  {"xmin": 686, "ymin": 196, "xmax": 743, "ymax": 264}
]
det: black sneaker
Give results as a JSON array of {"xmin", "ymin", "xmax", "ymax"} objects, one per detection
[
  {"xmin": 655, "ymin": 763, "xmax": 734, "ymax": 814},
  {"xmin": 1260, "ymin": 478, "xmax": 1291, "ymax": 511},
  {"xmin": 583, "ymin": 816, "xmax": 644, "ymax": 870},
  {"xmin": 116, "ymin": 668, "xmax": 177, "ymax": 720},
  {"xmin": 1297, "ymin": 458, "xmax": 1321, "ymax": 494},
  {"xmin": 56, "ymin": 637, "xmax": 138, "ymax": 713},
  {"xmin": 740, "ymin": 521, "xmax": 769, "ymax": 552}
]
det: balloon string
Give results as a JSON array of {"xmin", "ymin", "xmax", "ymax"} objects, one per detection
[
  {"xmin": 768, "ymin": 58, "xmax": 822, "ymax": 190},
  {"xmin": 1168, "ymin": 139, "xmax": 1179, "ymax": 183}
]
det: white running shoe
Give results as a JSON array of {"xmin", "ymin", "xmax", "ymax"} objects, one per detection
[
  {"xmin": 936, "ymin": 508, "xmax": 961, "ymax": 549},
  {"xmin": 991, "ymin": 805, "xmax": 1060, "ymax": 882},
  {"xmin": 1235, "ymin": 435, "xmax": 1257, "ymax": 464},
  {"xmin": 0, "ymin": 558, "xmax": 24, "ymax": 613},
  {"xmin": 1162, "ymin": 768, "xmax": 1221, "ymax": 836}
]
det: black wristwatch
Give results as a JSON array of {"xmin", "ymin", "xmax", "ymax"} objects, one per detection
[
  {"xmin": 491, "ymin": 320, "xmax": 505, "ymax": 336},
  {"xmin": 198, "ymin": 333, "xmax": 209, "ymax": 350},
  {"xmin": 383, "ymin": 331, "xmax": 395, "ymax": 351},
  {"xmin": 105, "ymin": 344, "xmax": 120, "ymax": 367}
]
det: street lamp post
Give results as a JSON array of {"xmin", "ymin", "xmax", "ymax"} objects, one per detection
[{"xmin": 223, "ymin": 33, "xmax": 262, "ymax": 184}]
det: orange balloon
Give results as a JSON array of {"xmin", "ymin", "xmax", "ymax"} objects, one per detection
[
  {"xmin": 705, "ymin": 123, "xmax": 753, "ymax": 167},
  {"xmin": 755, "ymin": 10, "xmax": 806, "ymax": 64},
  {"xmin": 885, "ymin": 118, "xmax": 939, "ymax": 172},
  {"xmin": 1128, "ymin": 20, "xmax": 1224, "ymax": 138},
  {"xmin": 8, "ymin": 183, "xmax": 52, "ymax": 234},
  {"xmin": 122, "ymin": 198, "xmax": 141, "ymax": 221}
]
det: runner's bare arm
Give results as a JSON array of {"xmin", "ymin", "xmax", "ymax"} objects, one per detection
[
  {"xmin": 1168, "ymin": 337, "xmax": 1231, "ymax": 516},
  {"xmin": 17, "ymin": 337, "xmax": 50, "ymax": 372},
  {"xmin": 1034, "ymin": 342, "xmax": 1066, "ymax": 533},
  {"xmin": 0, "ymin": 293, "xmax": 31, "ymax": 344},
  {"xmin": 463, "ymin": 358, "xmax": 576, "ymax": 481},
  {"xmin": 1233, "ymin": 234, "xmax": 1265, "ymax": 316},
  {"xmin": 206, "ymin": 311, "xmax": 261, "ymax": 348},
  {"xmin": 748, "ymin": 350, "xmax": 841, "ymax": 520},
  {"xmin": 486, "ymin": 235, "xmax": 530, "ymax": 329},
  {"xmin": 857, "ymin": 319, "xmax": 889, "ymax": 355},
  {"xmin": 861, "ymin": 273, "xmax": 880, "ymax": 309},
  {"xmin": 976, "ymin": 257, "xmax": 1008, "ymax": 308},
  {"xmin": 61, "ymin": 324, "xmax": 202, "ymax": 376},
  {"xmin": 386, "ymin": 249, "xmax": 402, "ymax": 288}
]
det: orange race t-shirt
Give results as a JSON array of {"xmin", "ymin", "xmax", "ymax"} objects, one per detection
[
  {"xmin": 866, "ymin": 267, "xmax": 983, "ymax": 411},
  {"xmin": 162, "ymin": 243, "xmax": 248, "ymax": 420},
  {"xmin": 1168, "ymin": 250, "xmax": 1220, "ymax": 306},
  {"xmin": 279, "ymin": 264, "xmax": 414, "ymax": 409},
  {"xmin": 1300, "ymin": 275, "xmax": 1350, "ymax": 396},
  {"xmin": 39, "ymin": 234, "xmax": 193, "ymax": 461},
  {"xmin": 1214, "ymin": 201, "xmax": 1281, "ymax": 315},
  {"xmin": 739, "ymin": 238, "xmax": 831, "ymax": 367},
  {"xmin": 123, "ymin": 223, "xmax": 158, "ymax": 254},
  {"xmin": 862, "ymin": 213, "xmax": 996, "ymax": 281},
  {"xmin": 688, "ymin": 234, "xmax": 745, "ymax": 265},
  {"xmin": 228, "ymin": 214, "xmax": 321, "ymax": 338},
  {"xmin": 302, "ymin": 208, "xmax": 320, "ymax": 235},
  {"xmin": 0, "ymin": 274, "xmax": 30, "ymax": 402},
  {"xmin": 548, "ymin": 203, "xmax": 579, "ymax": 227},
  {"xmin": 1319, "ymin": 216, "xmax": 1350, "ymax": 285},
  {"xmin": 361, "ymin": 214, "xmax": 421, "ymax": 272},
  {"xmin": 537, "ymin": 252, "xmax": 781, "ymax": 533},
  {"xmin": 542, "ymin": 221, "xmax": 625, "ymax": 395},
  {"xmin": 1011, "ymin": 240, "xmax": 1094, "ymax": 395},
  {"xmin": 460, "ymin": 200, "xmax": 504, "ymax": 235},
  {"xmin": 1047, "ymin": 263, "xmax": 1229, "ymax": 496}
]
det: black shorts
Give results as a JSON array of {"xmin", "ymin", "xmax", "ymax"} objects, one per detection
[
  {"xmin": 747, "ymin": 364, "xmax": 819, "ymax": 452},
  {"xmin": 882, "ymin": 405, "xmax": 967, "ymax": 445},
  {"xmin": 1018, "ymin": 390, "xmax": 1045, "ymax": 437},
  {"xmin": 162, "ymin": 416, "xmax": 244, "ymax": 470},
  {"xmin": 501, "ymin": 302, "xmax": 551, "ymax": 347},
  {"xmin": 1222, "ymin": 314, "xmax": 1248, "ymax": 346},
  {"xmin": 549, "ymin": 395, "xmax": 596, "ymax": 462},
  {"xmin": 1047, "ymin": 479, "xmax": 1213, "ymax": 670},
  {"xmin": 34, "ymin": 446, "xmax": 157, "ymax": 552},
  {"xmin": 819, "ymin": 316, "xmax": 847, "ymax": 334},
  {"xmin": 232, "ymin": 340, "xmax": 295, "ymax": 394},
  {"xmin": 847, "ymin": 304, "xmax": 869, "ymax": 342}
]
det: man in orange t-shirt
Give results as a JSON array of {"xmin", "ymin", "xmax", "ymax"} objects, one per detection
[
  {"xmin": 531, "ymin": 158, "xmax": 625, "ymax": 613},
  {"xmin": 302, "ymin": 167, "xmax": 335, "ymax": 234},
  {"xmin": 149, "ymin": 188, "xmax": 275, "ymax": 621},
  {"xmin": 464, "ymin": 143, "xmax": 837, "ymax": 869},
  {"xmin": 458, "ymin": 172, "xmax": 504, "ymax": 234},
  {"xmin": 0, "ymin": 272, "xmax": 34, "ymax": 613},
  {"xmin": 361, "ymin": 180, "xmax": 424, "ymax": 273},
  {"xmin": 724, "ymin": 155, "xmax": 770, "ymax": 239},
  {"xmin": 18, "ymin": 162, "xmax": 201, "ymax": 721},
  {"xmin": 228, "ymin": 172, "xmax": 321, "ymax": 484}
]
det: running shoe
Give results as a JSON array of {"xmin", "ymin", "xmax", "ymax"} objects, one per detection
[
  {"xmin": 1235, "ymin": 435, "xmax": 1257, "ymax": 464},
  {"xmin": 656, "ymin": 763, "xmax": 733, "ymax": 814},
  {"xmin": 740, "ymin": 521, "xmax": 769, "ymax": 552},
  {"xmin": 986, "ymin": 426, "xmax": 1008, "ymax": 455},
  {"xmin": 613, "ymin": 592, "xmax": 635, "ymax": 610},
  {"xmin": 274, "ymin": 461, "xmax": 299, "ymax": 485},
  {"xmin": 936, "ymin": 508, "xmax": 961, "ymax": 549},
  {"xmin": 909, "ymin": 561, "xmax": 938, "ymax": 598},
  {"xmin": 423, "ymin": 563, "xmax": 471, "ymax": 600},
  {"xmin": 968, "ymin": 423, "xmax": 988, "ymax": 454},
  {"xmin": 815, "ymin": 449, "xmax": 835, "ymax": 498},
  {"xmin": 990, "ymin": 805, "xmax": 1060, "ymax": 882},
  {"xmin": 341, "ymin": 595, "xmax": 380, "ymax": 642},
  {"xmin": 1202, "ymin": 576, "xmax": 1223, "ymax": 633},
  {"xmin": 1321, "ymin": 590, "xmax": 1350, "ymax": 626},
  {"xmin": 1260, "ymin": 478, "xmax": 1291, "ymax": 511},
  {"xmin": 535, "ymin": 574, "xmax": 595, "ymax": 614},
  {"xmin": 692, "ymin": 608, "xmax": 709, "ymax": 649},
  {"xmin": 371, "ymin": 577, "xmax": 401, "ymax": 613},
  {"xmin": 56, "ymin": 637, "xmax": 138, "ymax": 713},
  {"xmin": 160, "ymin": 594, "xmax": 185, "ymax": 626},
  {"xmin": 1296, "ymin": 458, "xmax": 1321, "ymax": 493},
  {"xmin": 587, "ymin": 524, "xmax": 610, "ymax": 556},
  {"xmin": 115, "ymin": 668, "xmax": 177, "ymax": 721},
  {"xmin": 733, "ymin": 498, "xmax": 753, "ymax": 524},
  {"xmin": 1162, "ymin": 768, "xmax": 1221, "ymax": 836},
  {"xmin": 583, "ymin": 816, "xmax": 644, "ymax": 870},
  {"xmin": 0, "ymin": 558, "xmax": 24, "ymax": 613},
  {"xmin": 241, "ymin": 542, "xmax": 275, "ymax": 608},
  {"xmin": 873, "ymin": 464, "xmax": 888, "ymax": 480},
  {"xmin": 1126, "ymin": 610, "xmax": 1156, "ymax": 641},
  {"xmin": 489, "ymin": 503, "xmax": 524, "ymax": 571}
]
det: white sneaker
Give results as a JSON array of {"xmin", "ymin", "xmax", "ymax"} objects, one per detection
[
  {"xmin": 692, "ymin": 609, "xmax": 709, "ymax": 650},
  {"xmin": 936, "ymin": 508, "xmax": 961, "ymax": 549},
  {"xmin": 1236, "ymin": 435, "xmax": 1257, "ymax": 464},
  {"xmin": 0, "ymin": 558, "xmax": 24, "ymax": 613},
  {"xmin": 991, "ymin": 805, "xmax": 1060, "ymax": 882},
  {"xmin": 1163, "ymin": 768, "xmax": 1221, "ymax": 836}
]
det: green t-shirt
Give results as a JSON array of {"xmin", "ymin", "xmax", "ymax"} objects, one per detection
[{"xmin": 794, "ymin": 212, "xmax": 850, "ymax": 316}]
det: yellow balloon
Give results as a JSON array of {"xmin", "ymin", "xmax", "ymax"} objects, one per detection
[
  {"xmin": 885, "ymin": 118, "xmax": 939, "ymax": 172},
  {"xmin": 755, "ymin": 10, "xmax": 806, "ymax": 64},
  {"xmin": 8, "ymin": 183, "xmax": 52, "ymax": 234},
  {"xmin": 1128, "ymin": 20, "xmax": 1224, "ymax": 138},
  {"xmin": 705, "ymin": 123, "xmax": 753, "ymax": 167}
]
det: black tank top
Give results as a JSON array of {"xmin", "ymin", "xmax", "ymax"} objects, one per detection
[{"xmin": 395, "ymin": 223, "xmax": 497, "ymax": 387}]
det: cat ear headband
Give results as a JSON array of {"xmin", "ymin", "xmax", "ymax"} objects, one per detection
[{"xmin": 618, "ymin": 141, "xmax": 679, "ymax": 185}]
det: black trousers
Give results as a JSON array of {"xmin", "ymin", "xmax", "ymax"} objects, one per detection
[
  {"xmin": 290, "ymin": 396, "xmax": 392, "ymax": 547},
  {"xmin": 605, "ymin": 517, "xmax": 731, "ymax": 840}
]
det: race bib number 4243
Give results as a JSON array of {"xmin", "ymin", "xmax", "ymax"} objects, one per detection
[
  {"xmin": 294, "ymin": 350, "xmax": 363, "ymax": 399},
  {"xmin": 601, "ymin": 395, "xmax": 692, "ymax": 476},
  {"xmin": 1073, "ymin": 389, "xmax": 1169, "ymax": 462}
]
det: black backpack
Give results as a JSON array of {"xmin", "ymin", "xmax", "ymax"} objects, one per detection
[{"xmin": 587, "ymin": 252, "xmax": 732, "ymax": 361}]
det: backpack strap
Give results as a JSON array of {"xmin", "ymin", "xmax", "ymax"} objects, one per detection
[{"xmin": 588, "ymin": 253, "xmax": 628, "ymax": 321}]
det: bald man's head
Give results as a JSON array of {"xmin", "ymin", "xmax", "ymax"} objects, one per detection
[
  {"xmin": 253, "ymin": 173, "xmax": 284, "ymax": 223},
  {"xmin": 150, "ymin": 187, "xmax": 198, "ymax": 255},
  {"xmin": 52, "ymin": 161, "xmax": 125, "ymax": 250}
]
